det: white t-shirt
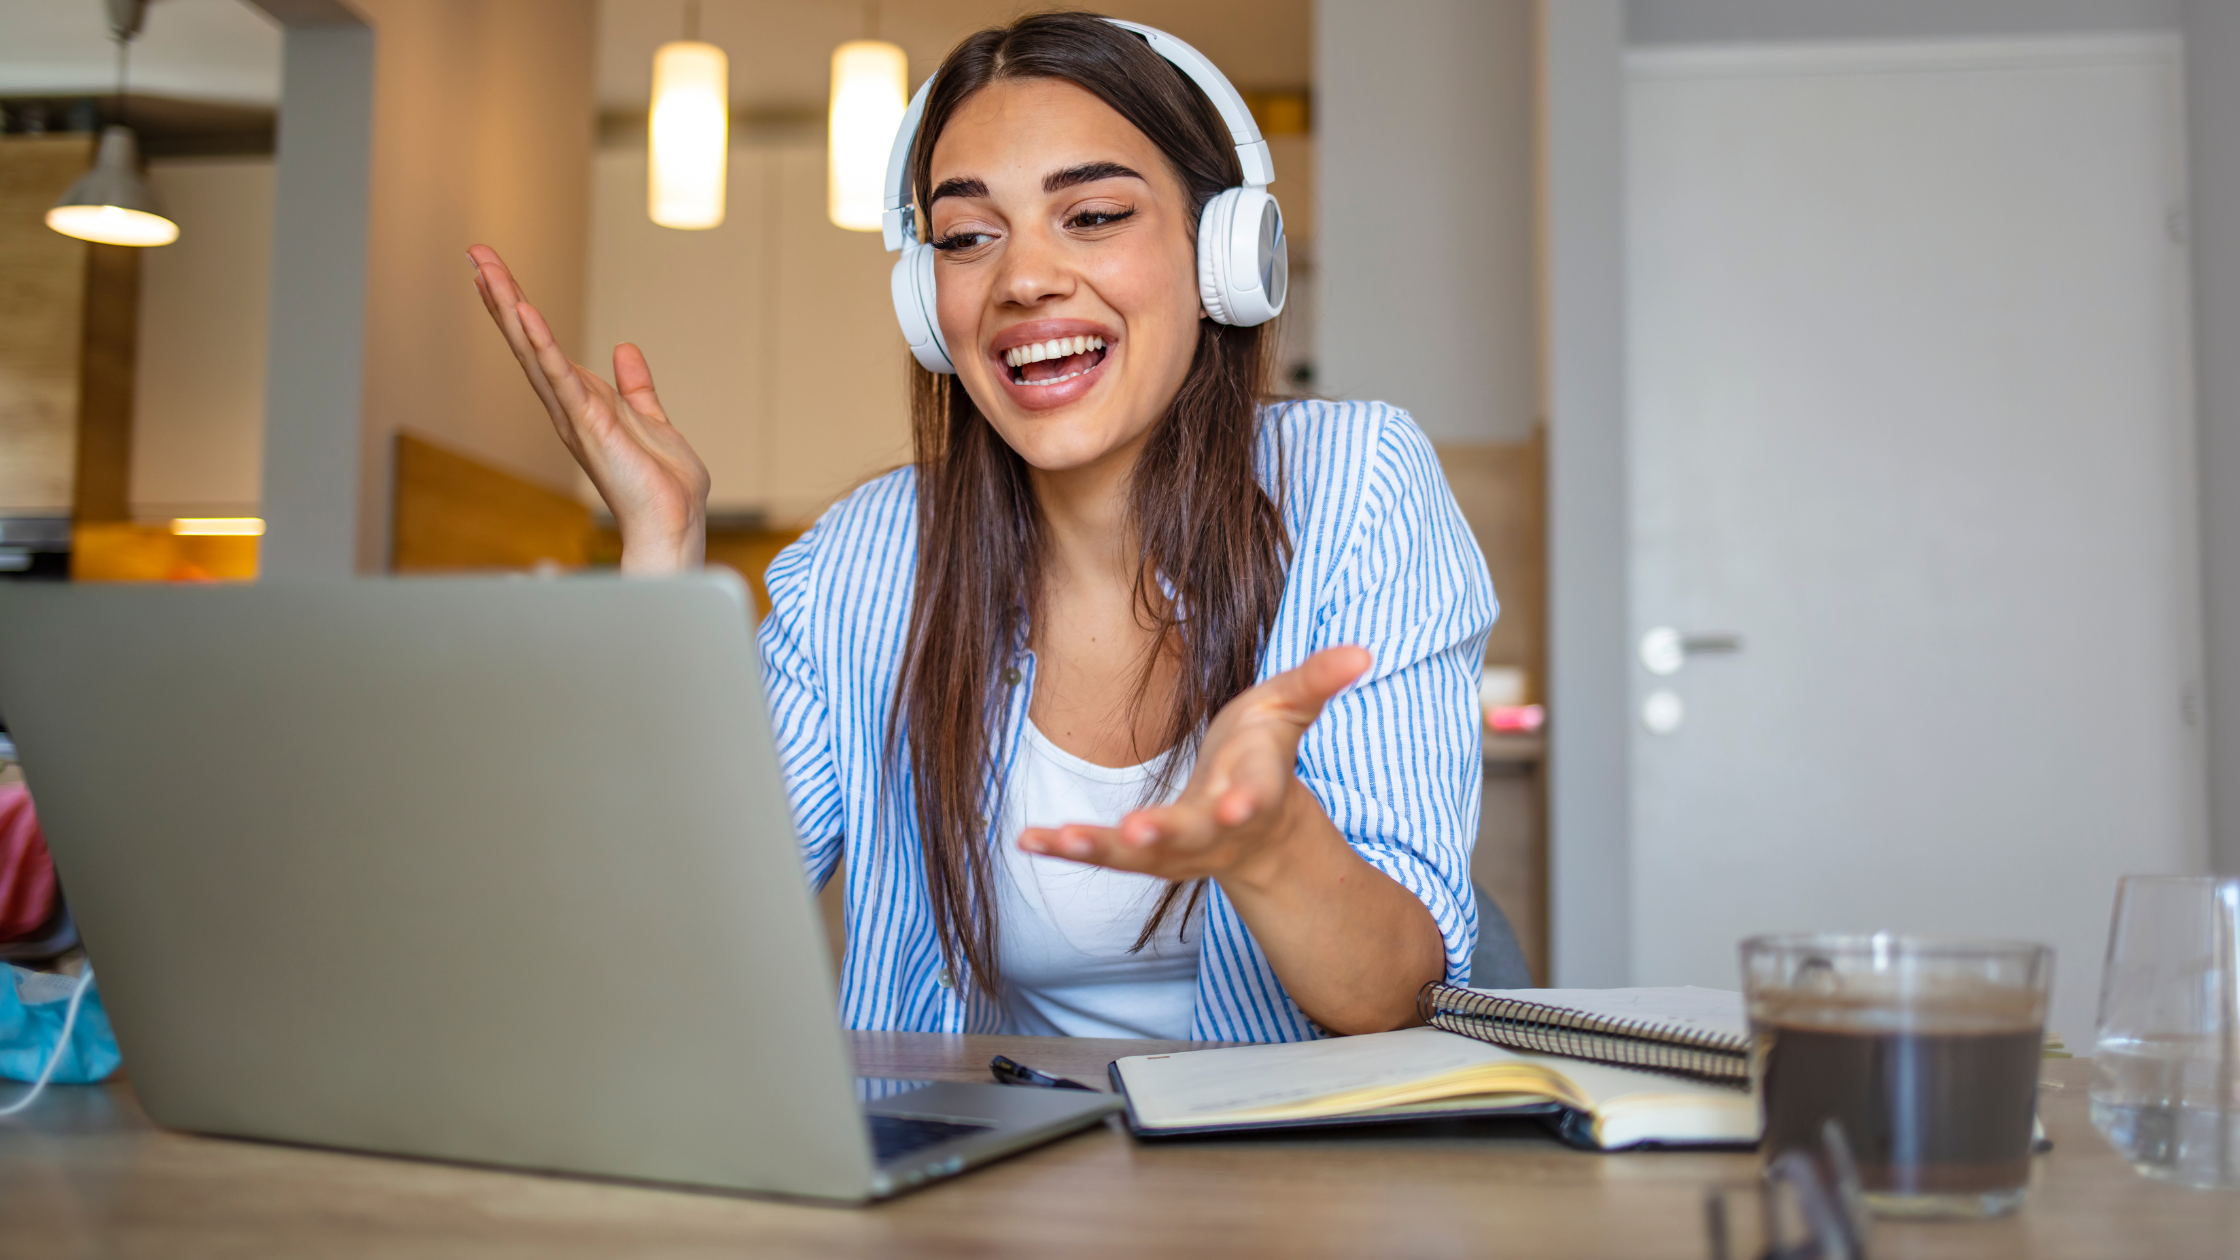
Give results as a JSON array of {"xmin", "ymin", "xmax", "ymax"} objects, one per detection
[{"xmin": 995, "ymin": 722, "xmax": 1202, "ymax": 1039}]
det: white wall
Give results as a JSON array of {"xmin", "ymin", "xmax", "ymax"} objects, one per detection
[
  {"xmin": 1314, "ymin": 0, "xmax": 1536, "ymax": 442},
  {"xmin": 252, "ymin": 11, "xmax": 372, "ymax": 582},
  {"xmin": 1625, "ymin": 34, "xmax": 2202, "ymax": 1040},
  {"xmin": 1619, "ymin": 2, "xmax": 2240, "ymax": 876},
  {"xmin": 2188, "ymin": 4, "xmax": 2240, "ymax": 876},
  {"xmin": 1541, "ymin": 0, "xmax": 1634, "ymax": 988},
  {"xmin": 132, "ymin": 158, "xmax": 273, "ymax": 519},
  {"xmin": 0, "ymin": 0, "xmax": 281, "ymax": 100},
  {"xmin": 248, "ymin": 0, "xmax": 599, "ymax": 578},
  {"xmin": 583, "ymin": 139, "xmax": 910, "ymax": 524},
  {"xmin": 351, "ymin": 0, "xmax": 598, "ymax": 572},
  {"xmin": 1626, "ymin": 0, "xmax": 2181, "ymax": 44}
]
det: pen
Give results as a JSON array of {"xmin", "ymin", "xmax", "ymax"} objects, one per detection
[{"xmin": 989, "ymin": 1054, "xmax": 1096, "ymax": 1092}]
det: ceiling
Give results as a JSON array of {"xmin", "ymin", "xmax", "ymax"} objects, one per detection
[
  {"xmin": 0, "ymin": 0, "xmax": 282, "ymax": 103},
  {"xmin": 596, "ymin": 0, "xmax": 1313, "ymax": 113},
  {"xmin": 0, "ymin": 0, "xmax": 1310, "ymax": 117}
]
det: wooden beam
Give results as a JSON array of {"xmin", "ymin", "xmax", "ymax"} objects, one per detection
[
  {"xmin": 72, "ymin": 243, "xmax": 140, "ymax": 522},
  {"xmin": 0, "ymin": 135, "xmax": 94, "ymax": 516}
]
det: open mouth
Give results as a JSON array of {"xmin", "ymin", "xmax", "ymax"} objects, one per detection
[{"xmin": 1002, "ymin": 335, "xmax": 1109, "ymax": 388}]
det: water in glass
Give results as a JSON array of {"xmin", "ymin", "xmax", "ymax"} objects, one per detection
[{"xmin": 2089, "ymin": 876, "xmax": 2240, "ymax": 1190}]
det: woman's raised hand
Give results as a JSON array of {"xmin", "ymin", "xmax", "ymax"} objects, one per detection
[
  {"xmin": 1019, "ymin": 643, "xmax": 1446, "ymax": 1034},
  {"xmin": 468, "ymin": 244, "xmax": 710, "ymax": 574},
  {"xmin": 1016, "ymin": 645, "xmax": 1374, "ymax": 884}
]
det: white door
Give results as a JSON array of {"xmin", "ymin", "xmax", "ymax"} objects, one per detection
[{"xmin": 1626, "ymin": 35, "xmax": 2206, "ymax": 1041}]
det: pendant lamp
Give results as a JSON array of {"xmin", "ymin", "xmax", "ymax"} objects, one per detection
[
  {"xmin": 827, "ymin": 30, "xmax": 906, "ymax": 232},
  {"xmin": 47, "ymin": 0, "xmax": 178, "ymax": 248},
  {"xmin": 648, "ymin": 2, "xmax": 728, "ymax": 229}
]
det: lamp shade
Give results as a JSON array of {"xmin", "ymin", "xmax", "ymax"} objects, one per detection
[
  {"xmin": 828, "ymin": 40, "xmax": 907, "ymax": 231},
  {"xmin": 46, "ymin": 125, "xmax": 178, "ymax": 247},
  {"xmin": 648, "ymin": 40, "xmax": 728, "ymax": 229}
]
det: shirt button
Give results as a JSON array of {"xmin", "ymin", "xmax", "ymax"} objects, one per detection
[
  {"xmin": 1002, "ymin": 667, "xmax": 1022, "ymax": 686},
  {"xmin": 936, "ymin": 969, "xmax": 954, "ymax": 989}
]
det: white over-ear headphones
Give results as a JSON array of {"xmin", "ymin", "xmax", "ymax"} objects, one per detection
[{"xmin": 878, "ymin": 18, "xmax": 1288, "ymax": 375}]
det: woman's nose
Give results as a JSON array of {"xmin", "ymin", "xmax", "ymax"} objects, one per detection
[{"xmin": 991, "ymin": 223, "xmax": 1076, "ymax": 308}]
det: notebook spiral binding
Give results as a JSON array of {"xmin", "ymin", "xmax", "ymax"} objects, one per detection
[{"xmin": 1416, "ymin": 984, "xmax": 1751, "ymax": 1087}]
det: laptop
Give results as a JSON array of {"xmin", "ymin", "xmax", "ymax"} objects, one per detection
[{"xmin": 0, "ymin": 573, "xmax": 1116, "ymax": 1201}]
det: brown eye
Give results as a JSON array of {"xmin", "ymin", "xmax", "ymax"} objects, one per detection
[
  {"xmin": 931, "ymin": 231, "xmax": 994, "ymax": 252},
  {"xmin": 1068, "ymin": 207, "xmax": 1136, "ymax": 230}
]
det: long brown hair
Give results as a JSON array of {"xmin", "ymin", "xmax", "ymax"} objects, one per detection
[{"xmin": 888, "ymin": 12, "xmax": 1289, "ymax": 999}]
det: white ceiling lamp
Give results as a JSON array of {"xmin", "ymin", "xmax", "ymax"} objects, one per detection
[
  {"xmin": 827, "ymin": 4, "xmax": 906, "ymax": 232},
  {"xmin": 47, "ymin": 0, "xmax": 179, "ymax": 248},
  {"xmin": 648, "ymin": 1, "xmax": 728, "ymax": 230}
]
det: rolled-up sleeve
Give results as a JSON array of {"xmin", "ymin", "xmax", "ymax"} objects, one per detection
[{"xmin": 1293, "ymin": 410, "xmax": 1497, "ymax": 986}]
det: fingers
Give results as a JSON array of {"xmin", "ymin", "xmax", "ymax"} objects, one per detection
[
  {"xmin": 469, "ymin": 245, "xmax": 531, "ymax": 333},
  {"xmin": 1015, "ymin": 799, "xmax": 1238, "ymax": 878},
  {"xmin": 1018, "ymin": 824, "xmax": 1129, "ymax": 865},
  {"xmin": 1019, "ymin": 795, "xmax": 1271, "ymax": 878},
  {"xmin": 612, "ymin": 343, "xmax": 670, "ymax": 424},
  {"xmin": 1119, "ymin": 801, "xmax": 1218, "ymax": 851},
  {"xmin": 1267, "ymin": 645, "xmax": 1373, "ymax": 718},
  {"xmin": 516, "ymin": 300, "xmax": 609, "ymax": 428},
  {"xmin": 1018, "ymin": 820, "xmax": 1221, "ymax": 879},
  {"xmin": 469, "ymin": 246, "xmax": 569, "ymax": 424}
]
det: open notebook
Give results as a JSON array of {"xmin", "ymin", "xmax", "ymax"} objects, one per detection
[{"xmin": 1109, "ymin": 1027, "xmax": 1758, "ymax": 1150}]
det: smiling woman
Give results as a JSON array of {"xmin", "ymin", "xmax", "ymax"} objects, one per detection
[{"xmin": 466, "ymin": 11, "xmax": 1496, "ymax": 1043}]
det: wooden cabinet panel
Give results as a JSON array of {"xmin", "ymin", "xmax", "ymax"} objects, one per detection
[{"xmin": 0, "ymin": 136, "xmax": 95, "ymax": 515}]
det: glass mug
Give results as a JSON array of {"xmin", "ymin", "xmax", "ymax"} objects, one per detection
[
  {"xmin": 1741, "ymin": 932, "xmax": 2053, "ymax": 1218},
  {"xmin": 2090, "ymin": 875, "xmax": 2240, "ymax": 1190}
]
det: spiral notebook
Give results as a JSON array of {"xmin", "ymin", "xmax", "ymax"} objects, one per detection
[{"xmin": 1417, "ymin": 985, "xmax": 1751, "ymax": 1084}]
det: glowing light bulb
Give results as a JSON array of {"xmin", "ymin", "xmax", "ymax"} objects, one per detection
[
  {"xmin": 648, "ymin": 40, "xmax": 728, "ymax": 229},
  {"xmin": 47, "ymin": 203, "xmax": 178, "ymax": 247},
  {"xmin": 47, "ymin": 126, "xmax": 179, "ymax": 247},
  {"xmin": 828, "ymin": 40, "xmax": 907, "ymax": 232},
  {"xmin": 169, "ymin": 518, "xmax": 265, "ymax": 536}
]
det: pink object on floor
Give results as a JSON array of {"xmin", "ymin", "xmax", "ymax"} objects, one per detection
[{"xmin": 0, "ymin": 785, "xmax": 58, "ymax": 941}]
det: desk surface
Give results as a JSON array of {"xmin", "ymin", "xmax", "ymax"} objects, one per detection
[{"xmin": 3, "ymin": 1033, "xmax": 2234, "ymax": 1259}]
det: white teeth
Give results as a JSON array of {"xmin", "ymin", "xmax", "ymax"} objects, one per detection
[{"xmin": 1002, "ymin": 335, "xmax": 1107, "ymax": 368}]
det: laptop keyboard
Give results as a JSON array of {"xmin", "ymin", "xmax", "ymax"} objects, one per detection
[{"xmin": 868, "ymin": 1114, "xmax": 993, "ymax": 1163}]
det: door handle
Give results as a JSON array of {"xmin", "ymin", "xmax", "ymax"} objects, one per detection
[{"xmin": 1640, "ymin": 626, "xmax": 1744, "ymax": 676}]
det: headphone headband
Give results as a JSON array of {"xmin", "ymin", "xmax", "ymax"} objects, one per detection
[{"xmin": 880, "ymin": 19, "xmax": 1274, "ymax": 252}]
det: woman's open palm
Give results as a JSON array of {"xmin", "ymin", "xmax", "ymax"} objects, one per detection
[
  {"xmin": 468, "ymin": 244, "xmax": 710, "ymax": 573},
  {"xmin": 1017, "ymin": 645, "xmax": 1374, "ymax": 882}
]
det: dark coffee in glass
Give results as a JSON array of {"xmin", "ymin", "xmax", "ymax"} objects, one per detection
[{"xmin": 1743, "ymin": 934, "xmax": 2053, "ymax": 1218}]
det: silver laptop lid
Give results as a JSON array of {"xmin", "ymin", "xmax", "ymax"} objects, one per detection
[{"xmin": 0, "ymin": 575, "xmax": 877, "ymax": 1199}]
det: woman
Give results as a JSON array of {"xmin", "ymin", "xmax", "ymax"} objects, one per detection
[{"xmin": 467, "ymin": 13, "xmax": 1494, "ymax": 1042}]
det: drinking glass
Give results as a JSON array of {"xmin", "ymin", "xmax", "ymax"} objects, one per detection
[
  {"xmin": 2089, "ymin": 875, "xmax": 2240, "ymax": 1190},
  {"xmin": 1741, "ymin": 932, "xmax": 2053, "ymax": 1219}
]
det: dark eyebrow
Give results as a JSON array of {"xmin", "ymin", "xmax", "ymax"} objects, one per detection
[
  {"xmin": 1044, "ymin": 161, "xmax": 1144, "ymax": 193},
  {"xmin": 929, "ymin": 176, "xmax": 987, "ymax": 204},
  {"xmin": 927, "ymin": 162, "xmax": 1144, "ymax": 205}
]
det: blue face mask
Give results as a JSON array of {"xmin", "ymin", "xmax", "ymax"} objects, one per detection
[{"xmin": 0, "ymin": 965, "xmax": 119, "ymax": 1114}]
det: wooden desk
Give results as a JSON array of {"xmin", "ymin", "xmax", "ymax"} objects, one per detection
[{"xmin": 3, "ymin": 1036, "xmax": 2234, "ymax": 1259}]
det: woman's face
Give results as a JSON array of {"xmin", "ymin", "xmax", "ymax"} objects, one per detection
[{"xmin": 925, "ymin": 77, "xmax": 1204, "ymax": 476}]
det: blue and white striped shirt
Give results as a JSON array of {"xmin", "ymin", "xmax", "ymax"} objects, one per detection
[{"xmin": 757, "ymin": 399, "xmax": 1497, "ymax": 1042}]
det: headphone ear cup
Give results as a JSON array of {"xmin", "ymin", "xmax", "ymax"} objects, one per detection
[
  {"xmin": 1196, "ymin": 189, "xmax": 1240, "ymax": 324},
  {"xmin": 1196, "ymin": 187, "xmax": 1286, "ymax": 328},
  {"xmin": 889, "ymin": 241, "xmax": 955, "ymax": 373}
]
